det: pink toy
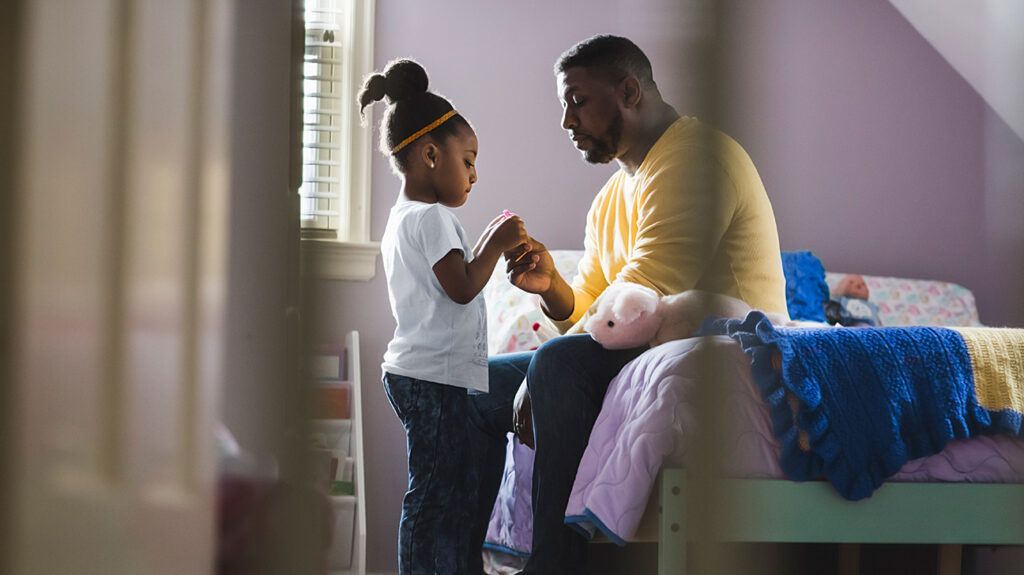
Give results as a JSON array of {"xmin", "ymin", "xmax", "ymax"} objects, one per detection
[
  {"xmin": 502, "ymin": 209, "xmax": 515, "ymax": 219},
  {"xmin": 584, "ymin": 283, "xmax": 800, "ymax": 350}
]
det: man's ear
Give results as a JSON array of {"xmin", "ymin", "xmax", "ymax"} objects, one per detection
[
  {"xmin": 420, "ymin": 142, "xmax": 438, "ymax": 168},
  {"xmin": 620, "ymin": 74, "xmax": 642, "ymax": 109}
]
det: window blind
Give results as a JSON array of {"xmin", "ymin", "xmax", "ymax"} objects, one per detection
[{"xmin": 300, "ymin": 0, "xmax": 344, "ymax": 232}]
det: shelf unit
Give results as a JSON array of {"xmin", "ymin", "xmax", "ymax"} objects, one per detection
[{"xmin": 329, "ymin": 330, "xmax": 366, "ymax": 575}]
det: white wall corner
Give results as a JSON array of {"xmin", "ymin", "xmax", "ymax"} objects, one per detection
[{"xmin": 888, "ymin": 0, "xmax": 1024, "ymax": 142}]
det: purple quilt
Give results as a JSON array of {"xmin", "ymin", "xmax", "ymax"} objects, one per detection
[
  {"xmin": 485, "ymin": 336, "xmax": 759, "ymax": 553},
  {"xmin": 483, "ymin": 434, "xmax": 534, "ymax": 557},
  {"xmin": 563, "ymin": 336, "xmax": 767, "ymax": 541}
]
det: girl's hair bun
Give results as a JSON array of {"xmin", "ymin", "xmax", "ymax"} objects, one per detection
[
  {"xmin": 358, "ymin": 59, "xmax": 429, "ymax": 114},
  {"xmin": 382, "ymin": 59, "xmax": 429, "ymax": 104},
  {"xmin": 358, "ymin": 73, "xmax": 386, "ymax": 112}
]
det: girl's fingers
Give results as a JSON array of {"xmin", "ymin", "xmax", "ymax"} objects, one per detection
[{"xmin": 485, "ymin": 214, "xmax": 505, "ymax": 230}]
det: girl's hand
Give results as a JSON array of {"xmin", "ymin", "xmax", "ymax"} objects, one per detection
[
  {"xmin": 483, "ymin": 212, "xmax": 507, "ymax": 233},
  {"xmin": 436, "ymin": 213, "xmax": 531, "ymax": 306},
  {"xmin": 488, "ymin": 215, "xmax": 530, "ymax": 253},
  {"xmin": 472, "ymin": 213, "xmax": 508, "ymax": 257}
]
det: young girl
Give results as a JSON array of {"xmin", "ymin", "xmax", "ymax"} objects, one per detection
[{"xmin": 359, "ymin": 59, "xmax": 529, "ymax": 575}]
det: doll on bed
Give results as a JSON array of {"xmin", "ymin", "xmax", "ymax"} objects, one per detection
[{"xmin": 826, "ymin": 274, "xmax": 881, "ymax": 327}]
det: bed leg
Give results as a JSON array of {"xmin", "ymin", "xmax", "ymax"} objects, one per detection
[
  {"xmin": 938, "ymin": 544, "xmax": 962, "ymax": 575},
  {"xmin": 658, "ymin": 469, "xmax": 686, "ymax": 575},
  {"xmin": 837, "ymin": 543, "xmax": 860, "ymax": 575}
]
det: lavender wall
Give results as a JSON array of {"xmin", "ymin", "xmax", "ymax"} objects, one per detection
[
  {"xmin": 317, "ymin": 0, "xmax": 1023, "ymax": 571},
  {"xmin": 721, "ymin": 0, "xmax": 1024, "ymax": 327}
]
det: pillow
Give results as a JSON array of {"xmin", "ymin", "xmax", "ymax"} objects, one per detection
[
  {"xmin": 825, "ymin": 273, "xmax": 982, "ymax": 327},
  {"xmin": 781, "ymin": 251, "xmax": 829, "ymax": 322}
]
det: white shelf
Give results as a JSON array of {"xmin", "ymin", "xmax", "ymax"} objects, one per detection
[{"xmin": 336, "ymin": 331, "xmax": 366, "ymax": 575}]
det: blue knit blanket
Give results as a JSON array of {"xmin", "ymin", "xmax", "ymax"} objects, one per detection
[{"xmin": 701, "ymin": 312, "xmax": 1021, "ymax": 500}]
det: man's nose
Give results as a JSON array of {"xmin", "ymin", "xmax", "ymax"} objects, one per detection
[
  {"xmin": 561, "ymin": 107, "xmax": 578, "ymax": 131},
  {"xmin": 470, "ymin": 168, "xmax": 477, "ymax": 185}
]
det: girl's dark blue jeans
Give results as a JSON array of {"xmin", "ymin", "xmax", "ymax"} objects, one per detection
[{"xmin": 382, "ymin": 372, "xmax": 479, "ymax": 575}]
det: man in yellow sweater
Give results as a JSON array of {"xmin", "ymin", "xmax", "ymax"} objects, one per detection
[{"xmin": 466, "ymin": 35, "xmax": 787, "ymax": 574}]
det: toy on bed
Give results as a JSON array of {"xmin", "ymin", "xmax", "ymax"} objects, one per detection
[
  {"xmin": 825, "ymin": 273, "xmax": 881, "ymax": 327},
  {"xmin": 583, "ymin": 282, "xmax": 802, "ymax": 350}
]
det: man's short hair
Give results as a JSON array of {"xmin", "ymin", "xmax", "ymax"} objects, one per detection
[{"xmin": 555, "ymin": 35, "xmax": 656, "ymax": 88}]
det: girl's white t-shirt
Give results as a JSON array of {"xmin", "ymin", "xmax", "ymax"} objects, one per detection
[{"xmin": 380, "ymin": 199, "xmax": 488, "ymax": 392}]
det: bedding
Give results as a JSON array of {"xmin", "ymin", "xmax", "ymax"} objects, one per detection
[
  {"xmin": 485, "ymin": 334, "xmax": 1024, "ymax": 553},
  {"xmin": 482, "ymin": 250, "xmax": 1024, "ymax": 554},
  {"xmin": 704, "ymin": 312, "xmax": 1024, "ymax": 500}
]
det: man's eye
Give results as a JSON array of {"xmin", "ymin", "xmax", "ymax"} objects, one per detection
[
  {"xmin": 572, "ymin": 96, "xmax": 585, "ymax": 106},
  {"xmin": 464, "ymin": 160, "xmax": 474, "ymax": 168}
]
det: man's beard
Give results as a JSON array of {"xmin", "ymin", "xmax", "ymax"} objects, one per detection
[{"xmin": 582, "ymin": 111, "xmax": 623, "ymax": 164}]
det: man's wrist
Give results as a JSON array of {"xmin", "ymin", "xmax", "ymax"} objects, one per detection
[
  {"xmin": 539, "ymin": 276, "xmax": 561, "ymax": 300},
  {"xmin": 540, "ymin": 275, "xmax": 573, "ymax": 321}
]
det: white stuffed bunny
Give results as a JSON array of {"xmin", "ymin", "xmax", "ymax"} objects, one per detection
[{"xmin": 584, "ymin": 283, "xmax": 799, "ymax": 350}]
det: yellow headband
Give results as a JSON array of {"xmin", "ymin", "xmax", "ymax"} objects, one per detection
[{"xmin": 390, "ymin": 110, "xmax": 458, "ymax": 154}]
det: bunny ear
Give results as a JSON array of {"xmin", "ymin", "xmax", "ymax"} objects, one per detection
[
  {"xmin": 594, "ymin": 283, "xmax": 629, "ymax": 311},
  {"xmin": 610, "ymin": 283, "xmax": 659, "ymax": 324}
]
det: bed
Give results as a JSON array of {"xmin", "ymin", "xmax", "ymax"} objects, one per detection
[{"xmin": 481, "ymin": 249, "xmax": 1024, "ymax": 575}]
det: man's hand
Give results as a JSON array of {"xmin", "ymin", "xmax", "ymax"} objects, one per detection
[
  {"xmin": 504, "ymin": 236, "xmax": 553, "ymax": 295},
  {"xmin": 505, "ymin": 236, "xmax": 575, "ymax": 321},
  {"xmin": 512, "ymin": 379, "xmax": 534, "ymax": 449}
]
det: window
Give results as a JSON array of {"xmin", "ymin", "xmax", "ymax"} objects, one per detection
[
  {"xmin": 301, "ymin": 2, "xmax": 342, "ymax": 233},
  {"xmin": 299, "ymin": 0, "xmax": 378, "ymax": 280}
]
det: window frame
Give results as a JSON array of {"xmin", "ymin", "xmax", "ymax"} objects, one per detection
[{"xmin": 298, "ymin": 0, "xmax": 378, "ymax": 281}]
